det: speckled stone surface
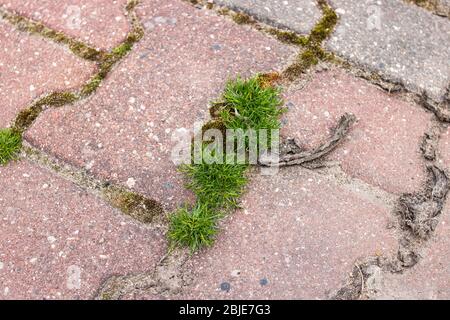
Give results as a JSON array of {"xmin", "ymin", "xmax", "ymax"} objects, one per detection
[
  {"xmin": 438, "ymin": 126, "xmax": 450, "ymax": 169},
  {"xmin": 177, "ymin": 167, "xmax": 397, "ymax": 299},
  {"xmin": 281, "ymin": 68, "xmax": 432, "ymax": 194},
  {"xmin": 0, "ymin": 0, "xmax": 130, "ymax": 50},
  {"xmin": 25, "ymin": 0, "xmax": 295, "ymax": 210},
  {"xmin": 0, "ymin": 20, "xmax": 96, "ymax": 128},
  {"xmin": 214, "ymin": 0, "xmax": 322, "ymax": 34},
  {"xmin": 327, "ymin": 0, "xmax": 450, "ymax": 102},
  {"xmin": 369, "ymin": 203, "xmax": 450, "ymax": 299},
  {"xmin": 0, "ymin": 160, "xmax": 166, "ymax": 300}
]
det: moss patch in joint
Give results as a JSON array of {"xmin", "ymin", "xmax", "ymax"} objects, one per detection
[
  {"xmin": 106, "ymin": 187, "xmax": 164, "ymax": 224},
  {"xmin": 281, "ymin": 1, "xmax": 338, "ymax": 80},
  {"xmin": 0, "ymin": 10, "xmax": 104, "ymax": 61},
  {"xmin": 232, "ymin": 12, "xmax": 254, "ymax": 25},
  {"xmin": 0, "ymin": 128, "xmax": 22, "ymax": 165},
  {"xmin": 267, "ymin": 29, "xmax": 308, "ymax": 46}
]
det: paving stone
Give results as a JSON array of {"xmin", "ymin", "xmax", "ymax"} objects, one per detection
[
  {"xmin": 25, "ymin": 0, "xmax": 295, "ymax": 210},
  {"xmin": 0, "ymin": 20, "xmax": 96, "ymax": 128},
  {"xmin": 281, "ymin": 68, "xmax": 432, "ymax": 194},
  {"xmin": 0, "ymin": 0, "xmax": 130, "ymax": 50},
  {"xmin": 214, "ymin": 0, "xmax": 322, "ymax": 34},
  {"xmin": 176, "ymin": 167, "xmax": 397, "ymax": 299},
  {"xmin": 370, "ymin": 203, "xmax": 450, "ymax": 299},
  {"xmin": 438, "ymin": 126, "xmax": 450, "ymax": 169},
  {"xmin": 327, "ymin": 0, "xmax": 450, "ymax": 102},
  {"xmin": 0, "ymin": 160, "xmax": 166, "ymax": 299}
]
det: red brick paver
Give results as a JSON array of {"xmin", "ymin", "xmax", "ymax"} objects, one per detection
[
  {"xmin": 177, "ymin": 167, "xmax": 397, "ymax": 299},
  {"xmin": 0, "ymin": 20, "xmax": 96, "ymax": 128},
  {"xmin": 0, "ymin": 160, "xmax": 166, "ymax": 299},
  {"xmin": 0, "ymin": 0, "xmax": 130, "ymax": 50},
  {"xmin": 282, "ymin": 69, "xmax": 433, "ymax": 194},
  {"xmin": 25, "ymin": 0, "xmax": 295, "ymax": 210}
]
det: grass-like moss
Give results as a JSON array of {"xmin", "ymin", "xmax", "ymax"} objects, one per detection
[
  {"xmin": 169, "ymin": 75, "xmax": 284, "ymax": 251},
  {"xmin": 0, "ymin": 128, "xmax": 22, "ymax": 165},
  {"xmin": 168, "ymin": 204, "xmax": 220, "ymax": 252}
]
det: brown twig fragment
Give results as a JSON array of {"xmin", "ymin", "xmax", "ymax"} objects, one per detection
[{"xmin": 259, "ymin": 112, "xmax": 356, "ymax": 167}]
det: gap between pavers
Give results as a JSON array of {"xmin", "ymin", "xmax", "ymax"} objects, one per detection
[
  {"xmin": 0, "ymin": 20, "xmax": 96, "ymax": 128},
  {"xmin": 0, "ymin": 160, "xmax": 166, "ymax": 299},
  {"xmin": 0, "ymin": 0, "xmax": 131, "ymax": 51},
  {"xmin": 368, "ymin": 200, "xmax": 450, "ymax": 299},
  {"xmin": 24, "ymin": 0, "xmax": 296, "ymax": 211}
]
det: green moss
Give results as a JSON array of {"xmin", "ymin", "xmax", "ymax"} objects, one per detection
[
  {"xmin": 1, "ymin": 10, "xmax": 104, "ymax": 61},
  {"xmin": 13, "ymin": 105, "xmax": 43, "ymax": 133},
  {"xmin": 80, "ymin": 75, "xmax": 103, "ymax": 97},
  {"xmin": 218, "ymin": 76, "xmax": 285, "ymax": 134},
  {"xmin": 267, "ymin": 29, "xmax": 308, "ymax": 46},
  {"xmin": 232, "ymin": 12, "xmax": 253, "ymax": 25},
  {"xmin": 308, "ymin": 4, "xmax": 338, "ymax": 46},
  {"xmin": 281, "ymin": 2, "xmax": 338, "ymax": 80},
  {"xmin": 180, "ymin": 161, "xmax": 249, "ymax": 210},
  {"xmin": 106, "ymin": 187, "xmax": 164, "ymax": 224},
  {"xmin": 0, "ymin": 128, "xmax": 22, "ymax": 165},
  {"xmin": 168, "ymin": 204, "xmax": 220, "ymax": 252}
]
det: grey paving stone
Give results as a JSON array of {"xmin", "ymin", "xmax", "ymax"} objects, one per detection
[
  {"xmin": 327, "ymin": 0, "xmax": 450, "ymax": 102},
  {"xmin": 214, "ymin": 0, "xmax": 322, "ymax": 34}
]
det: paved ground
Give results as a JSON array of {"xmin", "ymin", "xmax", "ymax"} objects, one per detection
[{"xmin": 0, "ymin": 0, "xmax": 450, "ymax": 300}]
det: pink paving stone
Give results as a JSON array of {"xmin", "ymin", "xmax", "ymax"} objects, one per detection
[
  {"xmin": 371, "ymin": 203, "xmax": 450, "ymax": 299},
  {"xmin": 176, "ymin": 167, "xmax": 398, "ymax": 299},
  {"xmin": 438, "ymin": 126, "xmax": 450, "ymax": 169},
  {"xmin": 0, "ymin": 0, "xmax": 130, "ymax": 51},
  {"xmin": 0, "ymin": 160, "xmax": 166, "ymax": 299},
  {"xmin": 0, "ymin": 21, "xmax": 96, "ymax": 128},
  {"xmin": 25, "ymin": 0, "xmax": 295, "ymax": 211},
  {"xmin": 281, "ymin": 68, "xmax": 433, "ymax": 195}
]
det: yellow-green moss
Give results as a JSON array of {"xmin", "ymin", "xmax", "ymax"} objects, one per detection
[
  {"xmin": 106, "ymin": 187, "xmax": 164, "ymax": 224},
  {"xmin": 267, "ymin": 29, "xmax": 308, "ymax": 46},
  {"xmin": 232, "ymin": 12, "xmax": 253, "ymax": 25}
]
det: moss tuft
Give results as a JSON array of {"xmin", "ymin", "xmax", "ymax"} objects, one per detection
[
  {"xmin": 168, "ymin": 204, "xmax": 219, "ymax": 252},
  {"xmin": 0, "ymin": 128, "xmax": 22, "ymax": 165}
]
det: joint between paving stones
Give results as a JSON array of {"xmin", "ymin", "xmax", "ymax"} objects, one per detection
[{"xmin": 404, "ymin": 0, "xmax": 450, "ymax": 18}]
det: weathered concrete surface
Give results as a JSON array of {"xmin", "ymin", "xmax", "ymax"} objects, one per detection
[
  {"xmin": 0, "ymin": 160, "xmax": 166, "ymax": 299},
  {"xmin": 438, "ymin": 126, "xmax": 450, "ymax": 169},
  {"xmin": 327, "ymin": 0, "xmax": 450, "ymax": 102},
  {"xmin": 281, "ymin": 68, "xmax": 432, "ymax": 195},
  {"xmin": 176, "ymin": 167, "xmax": 397, "ymax": 299},
  {"xmin": 0, "ymin": 20, "xmax": 96, "ymax": 128},
  {"xmin": 214, "ymin": 0, "xmax": 322, "ymax": 34},
  {"xmin": 369, "ymin": 202, "xmax": 450, "ymax": 299},
  {"xmin": 0, "ymin": 0, "xmax": 130, "ymax": 50},
  {"xmin": 25, "ymin": 0, "xmax": 295, "ymax": 211}
]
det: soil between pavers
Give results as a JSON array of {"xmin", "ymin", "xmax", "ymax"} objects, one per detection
[
  {"xmin": 369, "ymin": 202, "xmax": 450, "ymax": 299},
  {"xmin": 0, "ymin": 160, "xmax": 166, "ymax": 299},
  {"xmin": 174, "ymin": 167, "xmax": 398, "ymax": 299},
  {"xmin": 0, "ymin": 0, "xmax": 130, "ymax": 51},
  {"xmin": 0, "ymin": 20, "xmax": 96, "ymax": 128},
  {"xmin": 281, "ymin": 68, "xmax": 433, "ymax": 195},
  {"xmin": 24, "ymin": 0, "xmax": 296, "ymax": 211}
]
